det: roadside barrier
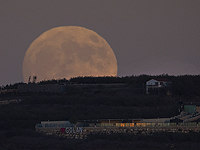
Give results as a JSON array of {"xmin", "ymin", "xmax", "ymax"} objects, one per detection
[{"xmin": 36, "ymin": 122, "xmax": 200, "ymax": 128}]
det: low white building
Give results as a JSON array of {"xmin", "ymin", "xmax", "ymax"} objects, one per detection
[{"xmin": 146, "ymin": 78, "xmax": 171, "ymax": 94}]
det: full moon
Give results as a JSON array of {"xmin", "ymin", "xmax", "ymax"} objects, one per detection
[{"xmin": 23, "ymin": 26, "xmax": 117, "ymax": 83}]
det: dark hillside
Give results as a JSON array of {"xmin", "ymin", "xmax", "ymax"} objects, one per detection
[
  {"xmin": 1, "ymin": 75, "xmax": 200, "ymax": 149},
  {"xmin": 0, "ymin": 92, "xmax": 196, "ymax": 150},
  {"xmin": 0, "ymin": 90, "xmax": 179, "ymax": 129}
]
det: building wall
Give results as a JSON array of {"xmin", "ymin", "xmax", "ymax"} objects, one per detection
[
  {"xmin": 146, "ymin": 79, "xmax": 170, "ymax": 94},
  {"xmin": 146, "ymin": 79, "xmax": 159, "ymax": 86},
  {"xmin": 146, "ymin": 79, "xmax": 168, "ymax": 87},
  {"xmin": 184, "ymin": 105, "xmax": 196, "ymax": 114},
  {"xmin": 196, "ymin": 106, "xmax": 200, "ymax": 113},
  {"xmin": 35, "ymin": 125, "xmax": 200, "ymax": 139}
]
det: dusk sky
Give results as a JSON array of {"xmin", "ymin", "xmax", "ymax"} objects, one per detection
[{"xmin": 1, "ymin": 0, "xmax": 200, "ymax": 86}]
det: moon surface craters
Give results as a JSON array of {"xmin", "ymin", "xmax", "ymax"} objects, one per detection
[{"xmin": 23, "ymin": 26, "xmax": 117, "ymax": 82}]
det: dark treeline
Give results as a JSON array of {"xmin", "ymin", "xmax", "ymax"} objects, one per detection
[
  {"xmin": 46, "ymin": 74, "xmax": 200, "ymax": 97},
  {"xmin": 70, "ymin": 75, "xmax": 200, "ymax": 97},
  {"xmin": 2, "ymin": 74, "xmax": 200, "ymax": 97}
]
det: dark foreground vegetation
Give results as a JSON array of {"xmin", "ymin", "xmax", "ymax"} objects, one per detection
[
  {"xmin": 1, "ymin": 129, "xmax": 200, "ymax": 150},
  {"xmin": 1, "ymin": 75, "xmax": 200, "ymax": 149}
]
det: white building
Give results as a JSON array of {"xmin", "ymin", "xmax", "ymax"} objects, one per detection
[{"xmin": 146, "ymin": 79, "xmax": 171, "ymax": 94}]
